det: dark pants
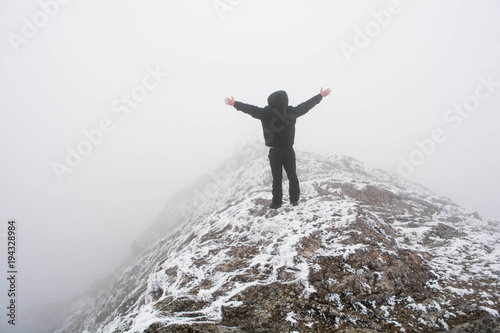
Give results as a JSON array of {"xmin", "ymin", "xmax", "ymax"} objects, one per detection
[{"xmin": 268, "ymin": 147, "xmax": 300, "ymax": 205}]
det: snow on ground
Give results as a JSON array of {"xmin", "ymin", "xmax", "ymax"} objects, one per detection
[
  {"xmin": 101, "ymin": 180, "xmax": 362, "ymax": 331},
  {"xmin": 57, "ymin": 153, "xmax": 500, "ymax": 333}
]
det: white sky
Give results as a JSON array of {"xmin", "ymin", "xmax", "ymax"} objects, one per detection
[{"xmin": 1, "ymin": 0, "xmax": 499, "ymax": 329}]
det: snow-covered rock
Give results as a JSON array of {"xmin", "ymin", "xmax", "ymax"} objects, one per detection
[{"xmin": 57, "ymin": 152, "xmax": 500, "ymax": 333}]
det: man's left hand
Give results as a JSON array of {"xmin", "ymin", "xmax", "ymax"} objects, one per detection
[{"xmin": 225, "ymin": 96, "xmax": 235, "ymax": 106}]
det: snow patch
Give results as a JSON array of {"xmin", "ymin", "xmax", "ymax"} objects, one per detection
[{"xmin": 286, "ymin": 311, "xmax": 298, "ymax": 324}]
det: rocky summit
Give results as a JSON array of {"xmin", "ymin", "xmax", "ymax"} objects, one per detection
[{"xmin": 57, "ymin": 152, "xmax": 499, "ymax": 333}]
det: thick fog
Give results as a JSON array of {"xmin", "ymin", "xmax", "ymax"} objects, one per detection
[{"xmin": 1, "ymin": 0, "xmax": 499, "ymax": 331}]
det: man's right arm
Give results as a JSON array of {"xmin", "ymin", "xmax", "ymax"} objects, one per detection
[
  {"xmin": 233, "ymin": 101, "xmax": 265, "ymax": 119},
  {"xmin": 291, "ymin": 88, "xmax": 331, "ymax": 117},
  {"xmin": 291, "ymin": 94, "xmax": 323, "ymax": 117}
]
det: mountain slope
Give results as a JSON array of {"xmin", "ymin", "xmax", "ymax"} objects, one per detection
[{"xmin": 58, "ymin": 152, "xmax": 500, "ymax": 333}]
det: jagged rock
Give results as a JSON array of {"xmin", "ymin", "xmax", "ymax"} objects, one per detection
[{"xmin": 57, "ymin": 153, "xmax": 500, "ymax": 333}]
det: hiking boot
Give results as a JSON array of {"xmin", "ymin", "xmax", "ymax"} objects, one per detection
[
  {"xmin": 269, "ymin": 202, "xmax": 282, "ymax": 209},
  {"xmin": 291, "ymin": 201, "xmax": 299, "ymax": 206}
]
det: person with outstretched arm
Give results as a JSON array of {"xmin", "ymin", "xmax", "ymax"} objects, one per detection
[{"xmin": 225, "ymin": 88, "xmax": 331, "ymax": 209}]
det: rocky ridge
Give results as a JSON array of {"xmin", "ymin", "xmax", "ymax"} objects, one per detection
[{"xmin": 57, "ymin": 152, "xmax": 500, "ymax": 333}]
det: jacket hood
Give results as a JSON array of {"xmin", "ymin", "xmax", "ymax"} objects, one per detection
[{"xmin": 267, "ymin": 90, "xmax": 288, "ymax": 109}]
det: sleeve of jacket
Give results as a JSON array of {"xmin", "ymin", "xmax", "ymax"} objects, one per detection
[
  {"xmin": 233, "ymin": 101, "xmax": 265, "ymax": 119},
  {"xmin": 290, "ymin": 94, "xmax": 323, "ymax": 117}
]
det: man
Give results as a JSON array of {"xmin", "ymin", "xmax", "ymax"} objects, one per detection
[{"xmin": 225, "ymin": 88, "xmax": 331, "ymax": 209}]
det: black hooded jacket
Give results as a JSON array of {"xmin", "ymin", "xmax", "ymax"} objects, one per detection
[{"xmin": 234, "ymin": 91, "xmax": 323, "ymax": 148}]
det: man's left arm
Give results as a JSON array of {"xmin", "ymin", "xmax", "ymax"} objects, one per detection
[{"xmin": 225, "ymin": 96, "xmax": 264, "ymax": 119}]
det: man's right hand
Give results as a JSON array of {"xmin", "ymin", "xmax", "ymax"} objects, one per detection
[{"xmin": 320, "ymin": 88, "xmax": 331, "ymax": 98}]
